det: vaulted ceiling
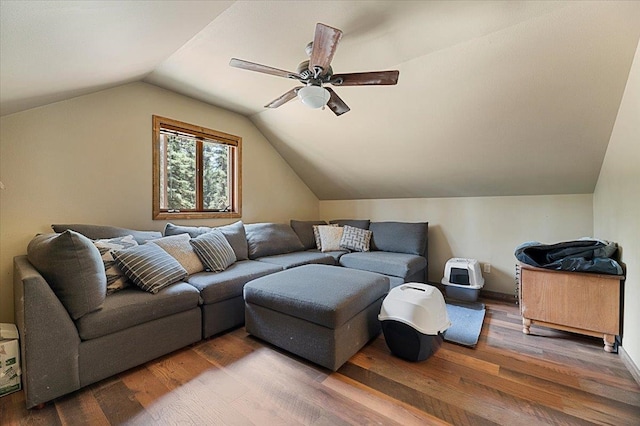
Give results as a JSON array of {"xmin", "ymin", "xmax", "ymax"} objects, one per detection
[{"xmin": 2, "ymin": 1, "xmax": 639, "ymax": 200}]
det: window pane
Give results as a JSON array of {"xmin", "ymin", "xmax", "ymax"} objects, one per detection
[
  {"xmin": 153, "ymin": 115, "xmax": 241, "ymax": 220},
  {"xmin": 160, "ymin": 134, "xmax": 196, "ymax": 210},
  {"xmin": 203, "ymin": 141, "xmax": 230, "ymax": 210}
]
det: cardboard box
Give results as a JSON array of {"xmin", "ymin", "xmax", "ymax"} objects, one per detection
[{"xmin": 0, "ymin": 323, "xmax": 21, "ymax": 397}]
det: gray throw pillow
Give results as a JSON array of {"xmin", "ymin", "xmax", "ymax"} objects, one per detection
[
  {"xmin": 369, "ymin": 222, "xmax": 428, "ymax": 256},
  {"xmin": 245, "ymin": 223, "xmax": 305, "ymax": 259},
  {"xmin": 190, "ymin": 231, "xmax": 237, "ymax": 272},
  {"xmin": 164, "ymin": 221, "xmax": 248, "ymax": 261},
  {"xmin": 112, "ymin": 244, "xmax": 187, "ymax": 294},
  {"xmin": 216, "ymin": 221, "xmax": 249, "ymax": 261},
  {"xmin": 52, "ymin": 224, "xmax": 162, "ymax": 244},
  {"xmin": 329, "ymin": 219, "xmax": 370, "ymax": 229},
  {"xmin": 290, "ymin": 220, "xmax": 327, "ymax": 249},
  {"xmin": 27, "ymin": 231, "xmax": 107, "ymax": 319}
]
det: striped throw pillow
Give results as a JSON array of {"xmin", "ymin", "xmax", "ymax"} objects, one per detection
[
  {"xmin": 112, "ymin": 244, "xmax": 187, "ymax": 294},
  {"xmin": 190, "ymin": 231, "xmax": 237, "ymax": 272}
]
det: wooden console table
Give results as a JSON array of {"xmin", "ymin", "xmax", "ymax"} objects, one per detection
[{"xmin": 518, "ymin": 263, "xmax": 623, "ymax": 352}]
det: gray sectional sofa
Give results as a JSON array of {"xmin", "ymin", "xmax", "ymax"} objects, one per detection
[{"xmin": 13, "ymin": 219, "xmax": 428, "ymax": 408}]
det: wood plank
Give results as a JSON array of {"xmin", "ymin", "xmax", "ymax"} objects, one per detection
[
  {"xmin": 322, "ymin": 372, "xmax": 450, "ymax": 425},
  {"xmin": 55, "ymin": 388, "xmax": 110, "ymax": 426},
  {"xmin": 0, "ymin": 388, "xmax": 62, "ymax": 426}
]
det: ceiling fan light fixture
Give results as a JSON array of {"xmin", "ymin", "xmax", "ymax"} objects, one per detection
[{"xmin": 297, "ymin": 85, "xmax": 330, "ymax": 109}]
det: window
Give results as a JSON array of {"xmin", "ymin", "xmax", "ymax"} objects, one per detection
[{"xmin": 152, "ymin": 115, "xmax": 241, "ymax": 220}]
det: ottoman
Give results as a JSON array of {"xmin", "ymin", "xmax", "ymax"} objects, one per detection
[{"xmin": 244, "ymin": 264, "xmax": 389, "ymax": 370}]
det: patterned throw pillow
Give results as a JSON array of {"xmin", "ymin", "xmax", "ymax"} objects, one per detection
[
  {"xmin": 148, "ymin": 234, "xmax": 204, "ymax": 275},
  {"xmin": 317, "ymin": 225, "xmax": 344, "ymax": 252},
  {"xmin": 93, "ymin": 235, "xmax": 138, "ymax": 295},
  {"xmin": 313, "ymin": 223, "xmax": 339, "ymax": 250},
  {"xmin": 189, "ymin": 231, "xmax": 237, "ymax": 272},
  {"xmin": 112, "ymin": 244, "xmax": 187, "ymax": 294},
  {"xmin": 340, "ymin": 225, "xmax": 372, "ymax": 252}
]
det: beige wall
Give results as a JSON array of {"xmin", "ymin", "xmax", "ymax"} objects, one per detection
[
  {"xmin": 594, "ymin": 42, "xmax": 640, "ymax": 371},
  {"xmin": 0, "ymin": 82, "xmax": 319, "ymax": 322},
  {"xmin": 320, "ymin": 195, "xmax": 593, "ymax": 294}
]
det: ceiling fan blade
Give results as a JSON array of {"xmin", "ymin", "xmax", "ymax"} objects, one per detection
[
  {"xmin": 230, "ymin": 58, "xmax": 300, "ymax": 79},
  {"xmin": 331, "ymin": 71, "xmax": 399, "ymax": 86},
  {"xmin": 326, "ymin": 88, "xmax": 350, "ymax": 116},
  {"xmin": 309, "ymin": 23, "xmax": 343, "ymax": 77},
  {"xmin": 265, "ymin": 87, "xmax": 303, "ymax": 108}
]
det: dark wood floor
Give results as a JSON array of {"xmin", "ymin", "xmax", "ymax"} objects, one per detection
[{"xmin": 2, "ymin": 299, "xmax": 639, "ymax": 425}]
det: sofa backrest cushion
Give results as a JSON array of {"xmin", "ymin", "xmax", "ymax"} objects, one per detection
[
  {"xmin": 329, "ymin": 219, "xmax": 370, "ymax": 229},
  {"xmin": 245, "ymin": 223, "xmax": 304, "ymax": 259},
  {"xmin": 163, "ymin": 223, "xmax": 210, "ymax": 238},
  {"xmin": 369, "ymin": 222, "xmax": 428, "ymax": 256},
  {"xmin": 163, "ymin": 221, "xmax": 249, "ymax": 261},
  {"xmin": 52, "ymin": 224, "xmax": 162, "ymax": 244},
  {"xmin": 290, "ymin": 220, "xmax": 327, "ymax": 250},
  {"xmin": 27, "ymin": 231, "xmax": 107, "ymax": 320}
]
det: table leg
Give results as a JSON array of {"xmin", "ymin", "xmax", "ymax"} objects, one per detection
[{"xmin": 603, "ymin": 334, "xmax": 615, "ymax": 352}]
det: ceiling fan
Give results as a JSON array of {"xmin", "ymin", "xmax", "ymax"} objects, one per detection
[{"xmin": 229, "ymin": 23, "xmax": 399, "ymax": 116}]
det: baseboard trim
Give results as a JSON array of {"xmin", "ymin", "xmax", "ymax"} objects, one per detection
[
  {"xmin": 428, "ymin": 282, "xmax": 518, "ymax": 305},
  {"xmin": 619, "ymin": 346, "xmax": 640, "ymax": 386},
  {"xmin": 480, "ymin": 289, "xmax": 518, "ymax": 304}
]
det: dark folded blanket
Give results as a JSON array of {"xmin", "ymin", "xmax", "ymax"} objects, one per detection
[{"xmin": 515, "ymin": 239, "xmax": 622, "ymax": 275}]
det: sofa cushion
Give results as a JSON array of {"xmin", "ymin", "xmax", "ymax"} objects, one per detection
[
  {"xmin": 329, "ymin": 219, "xmax": 370, "ymax": 229},
  {"xmin": 290, "ymin": 220, "xmax": 327, "ymax": 250},
  {"xmin": 256, "ymin": 251, "xmax": 335, "ymax": 269},
  {"xmin": 340, "ymin": 225, "xmax": 372, "ymax": 252},
  {"xmin": 306, "ymin": 249, "xmax": 349, "ymax": 263},
  {"xmin": 317, "ymin": 225, "xmax": 344, "ymax": 252},
  {"xmin": 93, "ymin": 235, "xmax": 138, "ymax": 295},
  {"xmin": 52, "ymin": 224, "xmax": 162, "ymax": 244},
  {"xmin": 245, "ymin": 223, "xmax": 304, "ymax": 259},
  {"xmin": 27, "ymin": 231, "xmax": 106, "ymax": 320},
  {"xmin": 75, "ymin": 282, "xmax": 200, "ymax": 340},
  {"xmin": 369, "ymin": 222, "xmax": 428, "ymax": 256},
  {"xmin": 148, "ymin": 233, "xmax": 204, "ymax": 275},
  {"xmin": 187, "ymin": 260, "xmax": 282, "ymax": 304},
  {"xmin": 164, "ymin": 221, "xmax": 248, "ymax": 260},
  {"xmin": 339, "ymin": 251, "xmax": 427, "ymax": 279},
  {"xmin": 190, "ymin": 231, "xmax": 237, "ymax": 272},
  {"xmin": 244, "ymin": 265, "xmax": 389, "ymax": 329},
  {"xmin": 112, "ymin": 244, "xmax": 187, "ymax": 294}
]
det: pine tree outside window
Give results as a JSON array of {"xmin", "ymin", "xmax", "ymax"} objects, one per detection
[{"xmin": 153, "ymin": 116, "xmax": 241, "ymax": 220}]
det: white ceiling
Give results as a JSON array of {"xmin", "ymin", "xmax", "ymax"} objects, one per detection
[{"xmin": 2, "ymin": 1, "xmax": 639, "ymax": 200}]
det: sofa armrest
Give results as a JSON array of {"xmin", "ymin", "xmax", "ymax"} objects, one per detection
[{"xmin": 13, "ymin": 256, "xmax": 81, "ymax": 408}]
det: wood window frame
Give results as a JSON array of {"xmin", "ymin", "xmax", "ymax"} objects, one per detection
[{"xmin": 152, "ymin": 115, "xmax": 242, "ymax": 220}]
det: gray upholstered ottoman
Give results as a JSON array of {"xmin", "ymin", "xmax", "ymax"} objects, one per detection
[{"xmin": 244, "ymin": 264, "xmax": 389, "ymax": 370}]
